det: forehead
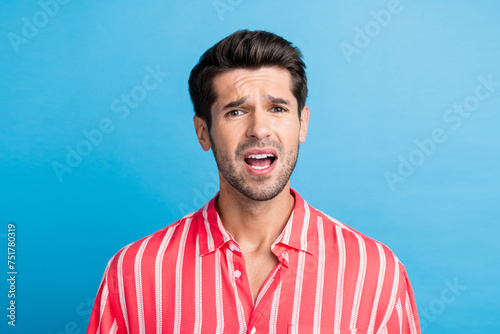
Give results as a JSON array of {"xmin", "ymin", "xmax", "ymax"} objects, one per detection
[{"xmin": 212, "ymin": 67, "xmax": 295, "ymax": 106}]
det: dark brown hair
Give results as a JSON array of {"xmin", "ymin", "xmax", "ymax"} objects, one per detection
[{"xmin": 188, "ymin": 29, "xmax": 308, "ymax": 131}]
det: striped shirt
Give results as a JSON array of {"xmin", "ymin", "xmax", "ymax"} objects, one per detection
[{"xmin": 87, "ymin": 189, "xmax": 421, "ymax": 334}]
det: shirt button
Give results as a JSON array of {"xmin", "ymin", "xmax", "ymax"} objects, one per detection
[
  {"xmin": 229, "ymin": 243, "xmax": 238, "ymax": 251},
  {"xmin": 234, "ymin": 270, "xmax": 242, "ymax": 278},
  {"xmin": 250, "ymin": 327, "xmax": 256, "ymax": 334}
]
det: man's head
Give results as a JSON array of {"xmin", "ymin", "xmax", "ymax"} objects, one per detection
[
  {"xmin": 189, "ymin": 30, "xmax": 310, "ymax": 201},
  {"xmin": 188, "ymin": 29, "xmax": 308, "ymax": 132}
]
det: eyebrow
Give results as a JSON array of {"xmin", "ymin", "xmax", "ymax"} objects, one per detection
[
  {"xmin": 221, "ymin": 94, "xmax": 291, "ymax": 110},
  {"xmin": 222, "ymin": 96, "xmax": 248, "ymax": 110},
  {"xmin": 263, "ymin": 94, "xmax": 290, "ymax": 105}
]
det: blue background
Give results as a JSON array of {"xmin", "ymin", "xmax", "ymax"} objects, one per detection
[{"xmin": 1, "ymin": 0, "xmax": 499, "ymax": 333}]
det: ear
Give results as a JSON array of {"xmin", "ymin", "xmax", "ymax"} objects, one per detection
[
  {"xmin": 193, "ymin": 115, "xmax": 211, "ymax": 151},
  {"xmin": 299, "ymin": 105, "xmax": 310, "ymax": 143}
]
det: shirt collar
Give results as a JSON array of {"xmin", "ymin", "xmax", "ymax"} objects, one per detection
[{"xmin": 196, "ymin": 188, "xmax": 317, "ymax": 256}]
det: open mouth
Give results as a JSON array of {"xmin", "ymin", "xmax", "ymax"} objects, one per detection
[{"xmin": 244, "ymin": 153, "xmax": 276, "ymax": 170}]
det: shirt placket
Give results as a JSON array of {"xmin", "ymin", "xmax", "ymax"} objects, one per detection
[
  {"xmin": 223, "ymin": 240, "xmax": 254, "ymax": 331},
  {"xmin": 244, "ymin": 243, "xmax": 292, "ymax": 333}
]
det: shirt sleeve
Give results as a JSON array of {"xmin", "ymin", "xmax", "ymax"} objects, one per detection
[
  {"xmin": 385, "ymin": 265, "xmax": 422, "ymax": 333},
  {"xmin": 87, "ymin": 261, "xmax": 121, "ymax": 334}
]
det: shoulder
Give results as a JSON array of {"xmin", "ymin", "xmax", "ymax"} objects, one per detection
[
  {"xmin": 312, "ymin": 206, "xmax": 405, "ymax": 268},
  {"xmin": 103, "ymin": 211, "xmax": 197, "ymax": 277}
]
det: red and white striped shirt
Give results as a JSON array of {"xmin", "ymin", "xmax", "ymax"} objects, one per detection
[{"xmin": 88, "ymin": 189, "xmax": 421, "ymax": 334}]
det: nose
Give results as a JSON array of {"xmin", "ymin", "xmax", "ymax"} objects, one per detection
[{"xmin": 246, "ymin": 108, "xmax": 272, "ymax": 140}]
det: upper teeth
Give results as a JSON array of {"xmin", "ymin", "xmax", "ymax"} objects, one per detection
[{"xmin": 247, "ymin": 154, "xmax": 275, "ymax": 159}]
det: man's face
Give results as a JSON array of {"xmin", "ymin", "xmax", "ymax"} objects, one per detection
[{"xmin": 195, "ymin": 66, "xmax": 309, "ymax": 201}]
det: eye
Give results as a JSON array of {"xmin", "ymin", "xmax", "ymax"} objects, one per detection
[
  {"xmin": 226, "ymin": 110, "xmax": 244, "ymax": 117},
  {"xmin": 271, "ymin": 106, "xmax": 287, "ymax": 113}
]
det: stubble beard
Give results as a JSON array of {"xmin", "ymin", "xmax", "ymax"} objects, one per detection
[{"xmin": 210, "ymin": 135, "xmax": 299, "ymax": 201}]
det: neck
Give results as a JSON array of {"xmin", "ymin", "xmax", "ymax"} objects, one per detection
[{"xmin": 215, "ymin": 178, "xmax": 295, "ymax": 253}]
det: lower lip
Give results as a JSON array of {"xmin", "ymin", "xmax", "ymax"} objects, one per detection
[{"xmin": 244, "ymin": 159, "xmax": 277, "ymax": 176}]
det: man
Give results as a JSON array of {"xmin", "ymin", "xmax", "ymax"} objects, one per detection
[{"xmin": 88, "ymin": 30, "xmax": 421, "ymax": 333}]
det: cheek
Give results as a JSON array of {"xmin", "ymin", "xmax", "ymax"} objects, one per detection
[
  {"xmin": 211, "ymin": 131, "xmax": 237, "ymax": 155},
  {"xmin": 273, "ymin": 118, "xmax": 301, "ymax": 138},
  {"xmin": 217, "ymin": 123, "xmax": 247, "ymax": 144}
]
